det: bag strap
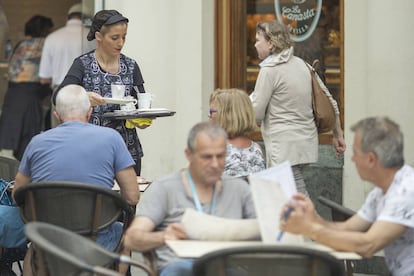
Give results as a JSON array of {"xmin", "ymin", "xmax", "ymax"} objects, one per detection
[
  {"xmin": 0, "ymin": 179, "xmax": 12, "ymax": 202},
  {"xmin": 304, "ymin": 59, "xmax": 320, "ymax": 73},
  {"xmin": 312, "ymin": 59, "xmax": 320, "ymax": 70}
]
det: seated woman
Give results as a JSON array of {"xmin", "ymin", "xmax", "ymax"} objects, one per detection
[{"xmin": 209, "ymin": 88, "xmax": 265, "ymax": 179}]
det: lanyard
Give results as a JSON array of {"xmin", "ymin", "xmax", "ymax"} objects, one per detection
[{"xmin": 186, "ymin": 170, "xmax": 217, "ymax": 215}]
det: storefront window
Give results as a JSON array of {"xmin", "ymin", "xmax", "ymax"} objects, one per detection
[
  {"xmin": 243, "ymin": 0, "xmax": 343, "ymax": 142},
  {"xmin": 247, "ymin": 0, "xmax": 341, "ymax": 101}
]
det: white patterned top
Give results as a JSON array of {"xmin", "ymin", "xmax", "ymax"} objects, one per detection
[
  {"xmin": 224, "ymin": 141, "xmax": 265, "ymax": 178},
  {"xmin": 358, "ymin": 165, "xmax": 414, "ymax": 276}
]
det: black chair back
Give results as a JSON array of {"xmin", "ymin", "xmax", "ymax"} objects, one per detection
[{"xmin": 193, "ymin": 245, "xmax": 346, "ymax": 276}]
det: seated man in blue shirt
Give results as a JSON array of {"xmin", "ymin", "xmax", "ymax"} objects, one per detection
[
  {"xmin": 13, "ymin": 84, "xmax": 139, "ymax": 274},
  {"xmin": 124, "ymin": 121, "xmax": 256, "ymax": 276}
]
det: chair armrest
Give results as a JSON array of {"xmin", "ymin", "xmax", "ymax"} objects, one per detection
[
  {"xmin": 119, "ymin": 255, "xmax": 155, "ymax": 276},
  {"xmin": 317, "ymin": 196, "xmax": 355, "ymax": 221},
  {"xmin": 142, "ymin": 250, "xmax": 158, "ymax": 276},
  {"xmin": 93, "ymin": 265, "xmax": 121, "ymax": 276}
]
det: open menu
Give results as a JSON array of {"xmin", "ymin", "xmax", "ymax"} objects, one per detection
[{"xmin": 249, "ymin": 161, "xmax": 304, "ymax": 244}]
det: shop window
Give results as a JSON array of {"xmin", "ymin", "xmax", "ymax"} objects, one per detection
[{"xmin": 216, "ymin": 0, "xmax": 344, "ymax": 144}]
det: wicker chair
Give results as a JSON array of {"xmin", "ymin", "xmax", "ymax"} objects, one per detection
[
  {"xmin": 0, "ymin": 156, "xmax": 19, "ymax": 182},
  {"xmin": 14, "ymin": 181, "xmax": 134, "ymax": 242},
  {"xmin": 317, "ymin": 196, "xmax": 355, "ymax": 221},
  {"xmin": 193, "ymin": 245, "xmax": 346, "ymax": 276},
  {"xmin": 317, "ymin": 196, "xmax": 390, "ymax": 276},
  {"xmin": 25, "ymin": 222, "xmax": 154, "ymax": 276},
  {"xmin": 13, "ymin": 181, "xmax": 137, "ymax": 275},
  {"xmin": 0, "ymin": 156, "xmax": 24, "ymax": 275}
]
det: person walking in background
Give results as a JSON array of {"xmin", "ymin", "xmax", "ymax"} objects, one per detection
[
  {"xmin": 250, "ymin": 20, "xmax": 346, "ymax": 195},
  {"xmin": 280, "ymin": 116, "xmax": 414, "ymax": 276},
  {"xmin": 209, "ymin": 88, "xmax": 265, "ymax": 180},
  {"xmin": 39, "ymin": 2, "xmax": 96, "ymax": 129},
  {"xmin": 0, "ymin": 15, "xmax": 53, "ymax": 160},
  {"xmin": 55, "ymin": 9, "xmax": 149, "ymax": 175}
]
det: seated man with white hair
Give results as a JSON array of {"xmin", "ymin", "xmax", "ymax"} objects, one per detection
[
  {"xmin": 13, "ymin": 84, "xmax": 139, "ymax": 246},
  {"xmin": 13, "ymin": 84, "xmax": 139, "ymax": 275}
]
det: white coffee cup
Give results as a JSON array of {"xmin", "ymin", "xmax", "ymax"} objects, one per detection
[
  {"xmin": 120, "ymin": 96, "xmax": 138, "ymax": 111},
  {"xmin": 111, "ymin": 84, "xmax": 125, "ymax": 99},
  {"xmin": 138, "ymin": 93, "xmax": 154, "ymax": 109}
]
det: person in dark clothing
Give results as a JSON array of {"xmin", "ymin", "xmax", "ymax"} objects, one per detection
[{"xmin": 0, "ymin": 15, "xmax": 53, "ymax": 160}]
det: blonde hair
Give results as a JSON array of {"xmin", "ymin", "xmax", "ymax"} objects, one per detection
[{"xmin": 210, "ymin": 88, "xmax": 258, "ymax": 138}]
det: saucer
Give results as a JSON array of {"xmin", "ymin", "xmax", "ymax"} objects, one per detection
[{"xmin": 103, "ymin": 97, "xmax": 136, "ymax": 104}]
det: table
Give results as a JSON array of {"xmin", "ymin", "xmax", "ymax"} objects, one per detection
[
  {"xmin": 103, "ymin": 108, "xmax": 176, "ymax": 120},
  {"xmin": 166, "ymin": 240, "xmax": 361, "ymax": 261},
  {"xmin": 113, "ymin": 177, "xmax": 151, "ymax": 192}
]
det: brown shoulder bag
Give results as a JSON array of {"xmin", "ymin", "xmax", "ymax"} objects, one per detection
[{"xmin": 305, "ymin": 60, "xmax": 336, "ymax": 133}]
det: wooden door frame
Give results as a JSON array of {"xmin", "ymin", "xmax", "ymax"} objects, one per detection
[{"xmin": 215, "ymin": 0, "xmax": 246, "ymax": 90}]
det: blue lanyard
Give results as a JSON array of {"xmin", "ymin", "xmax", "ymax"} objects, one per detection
[{"xmin": 186, "ymin": 170, "xmax": 217, "ymax": 215}]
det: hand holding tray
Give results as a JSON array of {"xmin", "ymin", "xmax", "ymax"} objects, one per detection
[{"xmin": 103, "ymin": 108, "xmax": 176, "ymax": 120}]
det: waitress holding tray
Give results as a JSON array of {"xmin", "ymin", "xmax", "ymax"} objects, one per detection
[{"xmin": 55, "ymin": 9, "xmax": 148, "ymax": 175}]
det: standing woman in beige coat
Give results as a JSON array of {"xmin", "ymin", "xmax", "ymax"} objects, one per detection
[{"xmin": 250, "ymin": 20, "xmax": 346, "ymax": 195}]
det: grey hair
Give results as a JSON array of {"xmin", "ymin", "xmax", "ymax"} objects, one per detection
[
  {"xmin": 256, "ymin": 20, "xmax": 292, "ymax": 54},
  {"xmin": 187, "ymin": 121, "xmax": 228, "ymax": 152},
  {"xmin": 351, "ymin": 117, "xmax": 404, "ymax": 168},
  {"xmin": 56, "ymin": 85, "xmax": 91, "ymax": 120}
]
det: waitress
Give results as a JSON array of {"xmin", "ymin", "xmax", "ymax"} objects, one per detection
[{"xmin": 56, "ymin": 9, "xmax": 148, "ymax": 175}]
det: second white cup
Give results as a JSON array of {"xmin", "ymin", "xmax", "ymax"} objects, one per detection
[{"xmin": 138, "ymin": 93, "xmax": 153, "ymax": 109}]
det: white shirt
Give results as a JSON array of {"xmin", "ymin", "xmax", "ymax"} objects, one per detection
[
  {"xmin": 38, "ymin": 19, "xmax": 96, "ymax": 86},
  {"xmin": 358, "ymin": 165, "xmax": 414, "ymax": 276}
]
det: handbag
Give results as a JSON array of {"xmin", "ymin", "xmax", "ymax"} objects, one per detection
[
  {"xmin": 305, "ymin": 60, "xmax": 336, "ymax": 133},
  {"xmin": 0, "ymin": 179, "xmax": 26, "ymax": 248}
]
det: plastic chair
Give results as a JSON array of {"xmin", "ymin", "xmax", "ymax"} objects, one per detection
[
  {"xmin": 0, "ymin": 156, "xmax": 19, "ymax": 182},
  {"xmin": 25, "ymin": 222, "xmax": 154, "ymax": 276},
  {"xmin": 193, "ymin": 245, "xmax": 346, "ymax": 276}
]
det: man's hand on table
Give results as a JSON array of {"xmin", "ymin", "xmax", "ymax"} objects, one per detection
[
  {"xmin": 280, "ymin": 193, "xmax": 320, "ymax": 237},
  {"xmin": 164, "ymin": 223, "xmax": 188, "ymax": 242}
]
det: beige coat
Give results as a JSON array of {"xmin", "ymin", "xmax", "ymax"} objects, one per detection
[{"xmin": 251, "ymin": 48, "xmax": 337, "ymax": 167}]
